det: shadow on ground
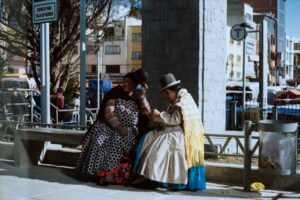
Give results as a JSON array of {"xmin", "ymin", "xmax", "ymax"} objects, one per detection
[{"xmin": 2, "ymin": 160, "xmax": 297, "ymax": 199}]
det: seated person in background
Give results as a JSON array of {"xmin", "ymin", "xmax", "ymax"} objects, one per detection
[
  {"xmin": 63, "ymin": 92, "xmax": 80, "ymax": 123},
  {"xmin": 50, "ymin": 88, "xmax": 65, "ymax": 122}
]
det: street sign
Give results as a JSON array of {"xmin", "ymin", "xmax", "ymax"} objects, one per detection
[
  {"xmin": 32, "ymin": 0, "xmax": 57, "ymax": 24},
  {"xmin": 230, "ymin": 24, "xmax": 246, "ymax": 41}
]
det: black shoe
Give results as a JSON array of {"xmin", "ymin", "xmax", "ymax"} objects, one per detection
[{"xmin": 97, "ymin": 177, "xmax": 109, "ymax": 186}]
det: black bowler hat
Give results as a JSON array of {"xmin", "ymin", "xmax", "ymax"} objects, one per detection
[
  {"xmin": 132, "ymin": 69, "xmax": 149, "ymax": 84},
  {"xmin": 159, "ymin": 73, "xmax": 181, "ymax": 91}
]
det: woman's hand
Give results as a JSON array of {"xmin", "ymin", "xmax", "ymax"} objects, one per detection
[
  {"xmin": 116, "ymin": 125, "xmax": 128, "ymax": 137},
  {"xmin": 149, "ymin": 108, "xmax": 161, "ymax": 120},
  {"xmin": 136, "ymin": 83, "xmax": 148, "ymax": 98},
  {"xmin": 152, "ymin": 109, "xmax": 161, "ymax": 117}
]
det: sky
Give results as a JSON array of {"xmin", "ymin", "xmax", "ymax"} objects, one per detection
[{"xmin": 285, "ymin": 0, "xmax": 300, "ymax": 39}]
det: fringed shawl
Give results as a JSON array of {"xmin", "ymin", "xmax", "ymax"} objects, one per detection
[{"xmin": 175, "ymin": 89, "xmax": 205, "ymax": 168}]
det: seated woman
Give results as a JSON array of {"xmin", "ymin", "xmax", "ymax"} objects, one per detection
[
  {"xmin": 77, "ymin": 69, "xmax": 150, "ymax": 186},
  {"xmin": 134, "ymin": 73, "xmax": 206, "ymax": 191}
]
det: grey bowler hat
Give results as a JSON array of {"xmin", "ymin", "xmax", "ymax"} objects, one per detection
[{"xmin": 159, "ymin": 73, "xmax": 181, "ymax": 91}]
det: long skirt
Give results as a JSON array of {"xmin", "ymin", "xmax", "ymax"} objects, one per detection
[
  {"xmin": 77, "ymin": 120, "xmax": 136, "ymax": 183},
  {"xmin": 133, "ymin": 129, "xmax": 206, "ymax": 190}
]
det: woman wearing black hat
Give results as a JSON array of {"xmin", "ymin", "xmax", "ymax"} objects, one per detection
[
  {"xmin": 133, "ymin": 73, "xmax": 206, "ymax": 191},
  {"xmin": 77, "ymin": 69, "xmax": 150, "ymax": 186}
]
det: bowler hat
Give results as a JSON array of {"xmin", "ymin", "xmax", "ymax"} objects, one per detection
[
  {"xmin": 159, "ymin": 73, "xmax": 181, "ymax": 91},
  {"xmin": 132, "ymin": 69, "xmax": 149, "ymax": 84}
]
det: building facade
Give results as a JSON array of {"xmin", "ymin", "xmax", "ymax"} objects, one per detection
[
  {"xmin": 227, "ymin": 1, "xmax": 258, "ymax": 82},
  {"xmin": 242, "ymin": 0, "xmax": 286, "ymax": 84},
  {"xmin": 284, "ymin": 35, "xmax": 294, "ymax": 80},
  {"xmin": 100, "ymin": 18, "xmax": 142, "ymax": 83},
  {"xmin": 293, "ymin": 39, "xmax": 300, "ymax": 80},
  {"xmin": 126, "ymin": 18, "xmax": 142, "ymax": 71},
  {"xmin": 71, "ymin": 17, "xmax": 142, "ymax": 84}
]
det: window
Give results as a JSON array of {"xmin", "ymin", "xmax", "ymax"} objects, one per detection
[
  {"xmin": 229, "ymin": 54, "xmax": 234, "ymax": 61},
  {"xmin": 132, "ymin": 33, "xmax": 142, "ymax": 42},
  {"xmin": 91, "ymin": 65, "xmax": 96, "ymax": 73},
  {"xmin": 105, "ymin": 45, "xmax": 121, "ymax": 54},
  {"xmin": 237, "ymin": 55, "xmax": 241, "ymax": 63},
  {"xmin": 132, "ymin": 51, "xmax": 142, "ymax": 60},
  {"xmin": 106, "ymin": 65, "xmax": 120, "ymax": 73}
]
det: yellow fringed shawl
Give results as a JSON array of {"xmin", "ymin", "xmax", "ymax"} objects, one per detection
[{"xmin": 175, "ymin": 89, "xmax": 205, "ymax": 168}]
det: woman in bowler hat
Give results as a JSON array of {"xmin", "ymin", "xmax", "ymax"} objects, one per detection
[{"xmin": 133, "ymin": 73, "xmax": 206, "ymax": 191}]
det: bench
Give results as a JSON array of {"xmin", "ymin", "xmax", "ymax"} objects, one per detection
[{"xmin": 15, "ymin": 127, "xmax": 85, "ymax": 167}]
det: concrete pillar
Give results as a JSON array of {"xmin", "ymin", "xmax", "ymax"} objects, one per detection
[{"xmin": 143, "ymin": 0, "xmax": 227, "ymax": 133}]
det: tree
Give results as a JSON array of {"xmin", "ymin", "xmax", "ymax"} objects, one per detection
[
  {"xmin": 0, "ymin": 55, "xmax": 7, "ymax": 76},
  {"xmin": 0, "ymin": 0, "xmax": 136, "ymax": 92}
]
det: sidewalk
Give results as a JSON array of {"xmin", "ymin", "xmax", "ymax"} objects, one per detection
[{"xmin": 1, "ymin": 160, "xmax": 299, "ymax": 200}]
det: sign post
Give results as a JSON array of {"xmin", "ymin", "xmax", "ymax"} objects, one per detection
[
  {"xmin": 32, "ymin": 0, "xmax": 57, "ymax": 124},
  {"xmin": 230, "ymin": 24, "xmax": 247, "ymax": 111}
]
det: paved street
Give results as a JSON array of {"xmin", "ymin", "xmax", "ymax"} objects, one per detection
[{"xmin": 1, "ymin": 160, "xmax": 299, "ymax": 200}]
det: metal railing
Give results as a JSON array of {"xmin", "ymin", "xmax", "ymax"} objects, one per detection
[
  {"xmin": 225, "ymin": 98, "xmax": 300, "ymax": 167},
  {"xmin": 204, "ymin": 131, "xmax": 260, "ymax": 158},
  {"xmin": 50, "ymin": 103, "xmax": 98, "ymax": 125}
]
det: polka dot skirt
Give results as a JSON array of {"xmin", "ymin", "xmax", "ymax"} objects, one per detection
[{"xmin": 76, "ymin": 98, "xmax": 139, "ymax": 175}]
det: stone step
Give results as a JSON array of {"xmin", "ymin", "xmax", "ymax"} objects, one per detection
[{"xmin": 42, "ymin": 147, "xmax": 81, "ymax": 167}]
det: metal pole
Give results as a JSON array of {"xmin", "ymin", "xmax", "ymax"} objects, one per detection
[
  {"xmin": 40, "ymin": 23, "xmax": 51, "ymax": 124},
  {"xmin": 230, "ymin": 101, "xmax": 237, "ymax": 130},
  {"xmin": 242, "ymin": 39, "xmax": 247, "ymax": 112},
  {"xmin": 243, "ymin": 120, "xmax": 252, "ymax": 192},
  {"xmin": 30, "ymin": 90, "xmax": 33, "ymax": 123},
  {"xmin": 40, "ymin": 24, "xmax": 45, "ymax": 123},
  {"xmin": 272, "ymin": 106, "xmax": 278, "ymax": 120},
  {"xmin": 97, "ymin": 47, "xmax": 102, "ymax": 111},
  {"xmin": 80, "ymin": 0, "xmax": 87, "ymax": 126},
  {"xmin": 45, "ymin": 23, "xmax": 50, "ymax": 124},
  {"xmin": 39, "ymin": 23, "xmax": 51, "ymax": 163},
  {"xmin": 259, "ymin": 18, "xmax": 268, "ymax": 120}
]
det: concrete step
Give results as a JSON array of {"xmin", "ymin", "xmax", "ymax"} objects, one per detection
[{"xmin": 42, "ymin": 147, "xmax": 81, "ymax": 167}]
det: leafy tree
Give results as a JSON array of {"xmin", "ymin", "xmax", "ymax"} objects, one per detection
[{"xmin": 0, "ymin": 0, "xmax": 137, "ymax": 92}]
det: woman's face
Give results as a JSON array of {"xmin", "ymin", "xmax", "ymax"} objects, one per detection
[
  {"xmin": 164, "ymin": 89, "xmax": 177, "ymax": 103},
  {"xmin": 122, "ymin": 77, "xmax": 137, "ymax": 93}
]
